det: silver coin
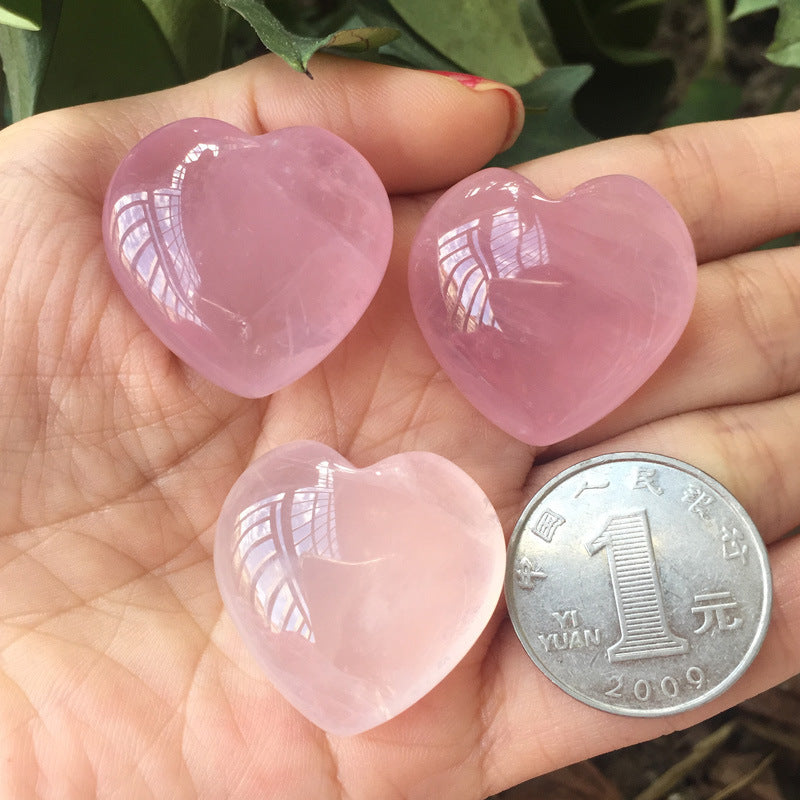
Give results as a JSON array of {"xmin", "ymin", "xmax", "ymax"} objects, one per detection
[{"xmin": 505, "ymin": 452, "xmax": 772, "ymax": 716}]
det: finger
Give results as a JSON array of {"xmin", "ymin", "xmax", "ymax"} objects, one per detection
[
  {"xmin": 481, "ymin": 529, "xmax": 800, "ymax": 796},
  {"xmin": 532, "ymin": 394, "xmax": 800, "ymax": 547},
  {"xmin": 2, "ymin": 54, "xmax": 522, "ymax": 197},
  {"xmin": 485, "ymin": 396, "xmax": 800, "ymax": 794},
  {"xmin": 516, "ymin": 111, "xmax": 800, "ymax": 263},
  {"xmin": 545, "ymin": 244, "xmax": 800, "ymax": 456}
]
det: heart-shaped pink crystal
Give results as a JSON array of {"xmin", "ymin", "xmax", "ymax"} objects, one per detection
[
  {"xmin": 408, "ymin": 168, "xmax": 697, "ymax": 445},
  {"xmin": 103, "ymin": 119, "xmax": 393, "ymax": 397},
  {"xmin": 214, "ymin": 441, "xmax": 505, "ymax": 735}
]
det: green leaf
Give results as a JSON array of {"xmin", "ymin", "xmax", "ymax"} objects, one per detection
[
  {"xmin": 219, "ymin": 0, "xmax": 329, "ymax": 72},
  {"xmin": 597, "ymin": 42, "xmax": 666, "ymax": 64},
  {"xmin": 0, "ymin": 0, "xmax": 60, "ymax": 119},
  {"xmin": 767, "ymin": 0, "xmax": 800, "ymax": 67},
  {"xmin": 729, "ymin": 0, "xmax": 777, "ymax": 21},
  {"xmin": 386, "ymin": 0, "xmax": 544, "ymax": 85},
  {"xmin": 0, "ymin": 60, "xmax": 7, "ymax": 125},
  {"xmin": 757, "ymin": 232, "xmax": 800, "ymax": 250},
  {"xmin": 491, "ymin": 64, "xmax": 596, "ymax": 166},
  {"xmin": 519, "ymin": 0, "xmax": 561, "ymax": 66},
  {"xmin": 142, "ymin": 0, "xmax": 226, "ymax": 80},
  {"xmin": 264, "ymin": 0, "xmax": 353, "ymax": 38},
  {"xmin": 0, "ymin": 0, "xmax": 41, "ymax": 30},
  {"xmin": 663, "ymin": 74, "xmax": 741, "ymax": 126},
  {"xmin": 326, "ymin": 26, "xmax": 400, "ymax": 53},
  {"xmin": 353, "ymin": 0, "xmax": 459, "ymax": 70},
  {"xmin": 540, "ymin": 0, "xmax": 665, "ymax": 63},
  {"xmin": 587, "ymin": 0, "xmax": 663, "ymax": 46},
  {"xmin": 540, "ymin": 0, "xmax": 674, "ymax": 136},
  {"xmin": 35, "ymin": 0, "xmax": 182, "ymax": 113},
  {"xmin": 614, "ymin": 0, "xmax": 663, "ymax": 12},
  {"xmin": 220, "ymin": 0, "xmax": 399, "ymax": 71},
  {"xmin": 221, "ymin": 6, "xmax": 264, "ymax": 69}
]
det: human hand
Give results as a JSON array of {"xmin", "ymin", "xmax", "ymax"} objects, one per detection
[{"xmin": 1, "ymin": 53, "xmax": 799, "ymax": 799}]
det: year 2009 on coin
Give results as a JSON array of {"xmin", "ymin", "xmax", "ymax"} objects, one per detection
[{"xmin": 505, "ymin": 453, "xmax": 772, "ymax": 716}]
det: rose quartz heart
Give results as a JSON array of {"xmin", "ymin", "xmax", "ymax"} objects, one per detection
[
  {"xmin": 214, "ymin": 441, "xmax": 505, "ymax": 735},
  {"xmin": 408, "ymin": 168, "xmax": 697, "ymax": 445},
  {"xmin": 103, "ymin": 119, "xmax": 393, "ymax": 397}
]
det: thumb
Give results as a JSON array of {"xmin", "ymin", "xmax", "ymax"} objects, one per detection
[{"xmin": 4, "ymin": 53, "xmax": 524, "ymax": 197}]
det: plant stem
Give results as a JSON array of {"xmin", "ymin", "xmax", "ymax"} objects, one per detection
[
  {"xmin": 704, "ymin": 0, "xmax": 727, "ymax": 72},
  {"xmin": 633, "ymin": 721, "xmax": 737, "ymax": 800},
  {"xmin": 706, "ymin": 751, "xmax": 777, "ymax": 800}
]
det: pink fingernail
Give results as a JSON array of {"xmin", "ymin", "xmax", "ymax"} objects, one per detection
[{"xmin": 423, "ymin": 71, "xmax": 525, "ymax": 151}]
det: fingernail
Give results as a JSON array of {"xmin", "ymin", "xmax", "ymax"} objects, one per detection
[{"xmin": 423, "ymin": 71, "xmax": 525, "ymax": 152}]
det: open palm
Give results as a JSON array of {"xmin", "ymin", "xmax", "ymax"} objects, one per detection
[{"xmin": 2, "ymin": 55, "xmax": 800, "ymax": 799}]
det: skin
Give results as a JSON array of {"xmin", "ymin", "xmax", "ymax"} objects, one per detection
[{"xmin": 1, "ymin": 53, "xmax": 800, "ymax": 799}]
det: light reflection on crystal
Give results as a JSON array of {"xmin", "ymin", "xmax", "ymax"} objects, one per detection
[
  {"xmin": 110, "ymin": 143, "xmax": 221, "ymax": 327},
  {"xmin": 214, "ymin": 440, "xmax": 509, "ymax": 735},
  {"xmin": 436, "ymin": 205, "xmax": 550, "ymax": 333},
  {"xmin": 231, "ymin": 461, "xmax": 339, "ymax": 643},
  {"xmin": 411, "ymin": 168, "xmax": 699, "ymax": 446}
]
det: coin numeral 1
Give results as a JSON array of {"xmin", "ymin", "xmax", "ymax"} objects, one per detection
[{"xmin": 586, "ymin": 510, "xmax": 689, "ymax": 662}]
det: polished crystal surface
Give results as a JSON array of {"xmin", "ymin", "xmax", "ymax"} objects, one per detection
[
  {"xmin": 408, "ymin": 168, "xmax": 697, "ymax": 445},
  {"xmin": 214, "ymin": 441, "xmax": 506, "ymax": 736},
  {"xmin": 103, "ymin": 119, "xmax": 393, "ymax": 397}
]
